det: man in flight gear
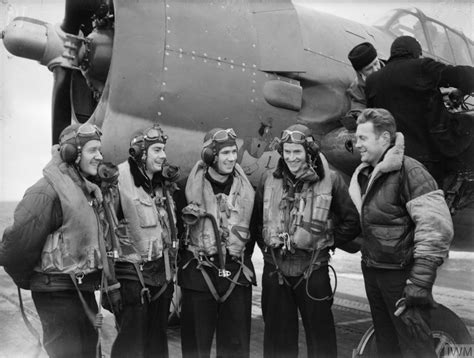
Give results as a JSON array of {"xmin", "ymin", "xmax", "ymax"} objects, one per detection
[
  {"xmin": 179, "ymin": 128, "xmax": 255, "ymax": 358},
  {"xmin": 365, "ymin": 35, "xmax": 474, "ymax": 184},
  {"xmin": 106, "ymin": 124, "xmax": 180, "ymax": 358},
  {"xmin": 0, "ymin": 123, "xmax": 109, "ymax": 358},
  {"xmin": 251, "ymin": 124, "xmax": 360, "ymax": 358},
  {"xmin": 350, "ymin": 108, "xmax": 453, "ymax": 357},
  {"xmin": 345, "ymin": 42, "xmax": 383, "ymax": 120}
]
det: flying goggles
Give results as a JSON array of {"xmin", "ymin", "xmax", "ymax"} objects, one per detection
[
  {"xmin": 280, "ymin": 129, "xmax": 308, "ymax": 144},
  {"xmin": 211, "ymin": 128, "xmax": 237, "ymax": 142},
  {"xmin": 131, "ymin": 125, "xmax": 168, "ymax": 147},
  {"xmin": 143, "ymin": 125, "xmax": 168, "ymax": 143},
  {"xmin": 60, "ymin": 123, "xmax": 102, "ymax": 144},
  {"xmin": 203, "ymin": 128, "xmax": 237, "ymax": 147}
]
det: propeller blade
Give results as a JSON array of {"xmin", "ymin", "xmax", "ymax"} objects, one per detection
[{"xmin": 51, "ymin": 66, "xmax": 72, "ymax": 144}]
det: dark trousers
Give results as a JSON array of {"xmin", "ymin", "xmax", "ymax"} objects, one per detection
[
  {"xmin": 111, "ymin": 280, "xmax": 173, "ymax": 358},
  {"xmin": 32, "ymin": 290, "xmax": 98, "ymax": 358},
  {"xmin": 261, "ymin": 262, "xmax": 337, "ymax": 358},
  {"xmin": 362, "ymin": 262, "xmax": 437, "ymax": 358},
  {"xmin": 180, "ymin": 285, "xmax": 252, "ymax": 358}
]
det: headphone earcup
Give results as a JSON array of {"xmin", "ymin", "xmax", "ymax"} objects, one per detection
[
  {"xmin": 307, "ymin": 141, "xmax": 320, "ymax": 158},
  {"xmin": 129, "ymin": 144, "xmax": 143, "ymax": 161},
  {"xmin": 60, "ymin": 143, "xmax": 78, "ymax": 164},
  {"xmin": 277, "ymin": 141, "xmax": 283, "ymax": 155},
  {"xmin": 201, "ymin": 146, "xmax": 216, "ymax": 166}
]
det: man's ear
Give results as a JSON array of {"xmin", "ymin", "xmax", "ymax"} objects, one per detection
[{"xmin": 382, "ymin": 131, "xmax": 391, "ymax": 146}]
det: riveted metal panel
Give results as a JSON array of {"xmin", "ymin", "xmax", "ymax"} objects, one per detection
[
  {"xmin": 107, "ymin": 0, "xmax": 166, "ymax": 118},
  {"xmin": 165, "ymin": 0, "xmax": 258, "ymax": 69},
  {"xmin": 253, "ymin": 9, "xmax": 305, "ymax": 72},
  {"xmin": 156, "ymin": 49, "xmax": 300, "ymax": 177},
  {"xmin": 158, "ymin": 49, "xmax": 297, "ymax": 133}
]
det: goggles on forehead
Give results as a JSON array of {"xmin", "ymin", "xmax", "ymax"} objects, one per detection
[
  {"xmin": 280, "ymin": 130, "xmax": 307, "ymax": 144},
  {"xmin": 77, "ymin": 123, "xmax": 102, "ymax": 137},
  {"xmin": 212, "ymin": 128, "xmax": 237, "ymax": 142},
  {"xmin": 60, "ymin": 123, "xmax": 102, "ymax": 144},
  {"xmin": 143, "ymin": 125, "xmax": 167, "ymax": 143}
]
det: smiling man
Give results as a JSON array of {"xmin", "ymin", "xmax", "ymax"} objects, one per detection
[
  {"xmin": 0, "ymin": 123, "xmax": 108, "ymax": 357},
  {"xmin": 108, "ymin": 124, "xmax": 180, "ymax": 358},
  {"xmin": 251, "ymin": 124, "xmax": 360, "ymax": 358},
  {"xmin": 349, "ymin": 108, "xmax": 453, "ymax": 357},
  {"xmin": 179, "ymin": 128, "xmax": 255, "ymax": 358}
]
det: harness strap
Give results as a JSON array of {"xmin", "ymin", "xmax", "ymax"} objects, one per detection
[
  {"xmin": 219, "ymin": 266, "xmax": 242, "ymax": 302},
  {"xmin": 132, "ymin": 263, "xmax": 151, "ymax": 304},
  {"xmin": 150, "ymin": 281, "xmax": 169, "ymax": 302},
  {"xmin": 183, "ymin": 250, "xmax": 246, "ymax": 303},
  {"xmin": 92, "ymin": 208, "xmax": 112, "ymax": 281},
  {"xmin": 197, "ymin": 262, "xmax": 221, "ymax": 302},
  {"xmin": 18, "ymin": 287, "xmax": 42, "ymax": 357},
  {"xmin": 69, "ymin": 273, "xmax": 103, "ymax": 358},
  {"xmin": 269, "ymin": 248, "xmax": 291, "ymax": 287},
  {"xmin": 268, "ymin": 247, "xmax": 336, "ymax": 301},
  {"xmin": 292, "ymin": 247, "xmax": 322, "ymax": 290},
  {"xmin": 70, "ymin": 273, "xmax": 101, "ymax": 327}
]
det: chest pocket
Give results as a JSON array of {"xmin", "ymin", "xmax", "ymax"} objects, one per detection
[{"xmin": 134, "ymin": 197, "xmax": 158, "ymax": 228}]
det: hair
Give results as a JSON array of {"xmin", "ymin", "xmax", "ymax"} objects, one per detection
[{"xmin": 357, "ymin": 108, "xmax": 397, "ymax": 144}]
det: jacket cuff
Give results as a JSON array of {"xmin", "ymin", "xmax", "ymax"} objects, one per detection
[{"xmin": 408, "ymin": 257, "xmax": 440, "ymax": 289}]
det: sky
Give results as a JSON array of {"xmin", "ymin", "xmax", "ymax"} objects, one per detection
[{"xmin": 0, "ymin": 0, "xmax": 473, "ymax": 200}]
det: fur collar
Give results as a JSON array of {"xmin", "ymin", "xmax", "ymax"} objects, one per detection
[
  {"xmin": 128, "ymin": 157, "xmax": 164, "ymax": 196},
  {"xmin": 349, "ymin": 132, "xmax": 405, "ymax": 213}
]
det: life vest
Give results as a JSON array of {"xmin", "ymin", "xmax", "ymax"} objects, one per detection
[
  {"xmin": 117, "ymin": 161, "xmax": 175, "ymax": 263},
  {"xmin": 37, "ymin": 159, "xmax": 102, "ymax": 275},
  {"xmin": 263, "ymin": 154, "xmax": 334, "ymax": 252},
  {"xmin": 185, "ymin": 161, "xmax": 255, "ymax": 257}
]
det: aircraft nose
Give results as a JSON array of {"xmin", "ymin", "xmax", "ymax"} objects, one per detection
[{"xmin": 2, "ymin": 17, "xmax": 68, "ymax": 69}]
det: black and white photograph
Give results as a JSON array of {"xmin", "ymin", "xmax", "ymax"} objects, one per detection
[{"xmin": 0, "ymin": 0, "xmax": 473, "ymax": 357}]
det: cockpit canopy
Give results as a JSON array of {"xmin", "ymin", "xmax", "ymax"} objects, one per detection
[{"xmin": 374, "ymin": 8, "xmax": 473, "ymax": 65}]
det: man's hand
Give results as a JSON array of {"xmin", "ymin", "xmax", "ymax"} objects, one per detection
[
  {"xmin": 405, "ymin": 257, "xmax": 441, "ymax": 308},
  {"xmin": 400, "ymin": 306, "xmax": 432, "ymax": 341},
  {"xmin": 403, "ymin": 283, "xmax": 438, "ymax": 308},
  {"xmin": 395, "ymin": 298, "xmax": 432, "ymax": 341}
]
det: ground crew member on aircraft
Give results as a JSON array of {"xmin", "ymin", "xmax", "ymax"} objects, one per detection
[
  {"xmin": 365, "ymin": 35, "xmax": 474, "ymax": 184},
  {"xmin": 349, "ymin": 108, "xmax": 453, "ymax": 357},
  {"xmin": 345, "ymin": 42, "xmax": 383, "ymax": 120},
  {"xmin": 0, "ymin": 123, "xmax": 108, "ymax": 358},
  {"xmin": 178, "ymin": 128, "xmax": 255, "ymax": 358},
  {"xmin": 107, "ymin": 124, "xmax": 180, "ymax": 358},
  {"xmin": 251, "ymin": 124, "xmax": 360, "ymax": 358}
]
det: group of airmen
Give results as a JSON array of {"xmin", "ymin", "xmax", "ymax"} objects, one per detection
[{"xmin": 1, "ymin": 35, "xmax": 474, "ymax": 358}]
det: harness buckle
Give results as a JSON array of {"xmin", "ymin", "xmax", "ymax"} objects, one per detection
[
  {"xmin": 75, "ymin": 272, "xmax": 85, "ymax": 285},
  {"xmin": 278, "ymin": 232, "xmax": 292, "ymax": 253},
  {"xmin": 218, "ymin": 269, "xmax": 231, "ymax": 278},
  {"xmin": 141, "ymin": 287, "xmax": 151, "ymax": 304}
]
